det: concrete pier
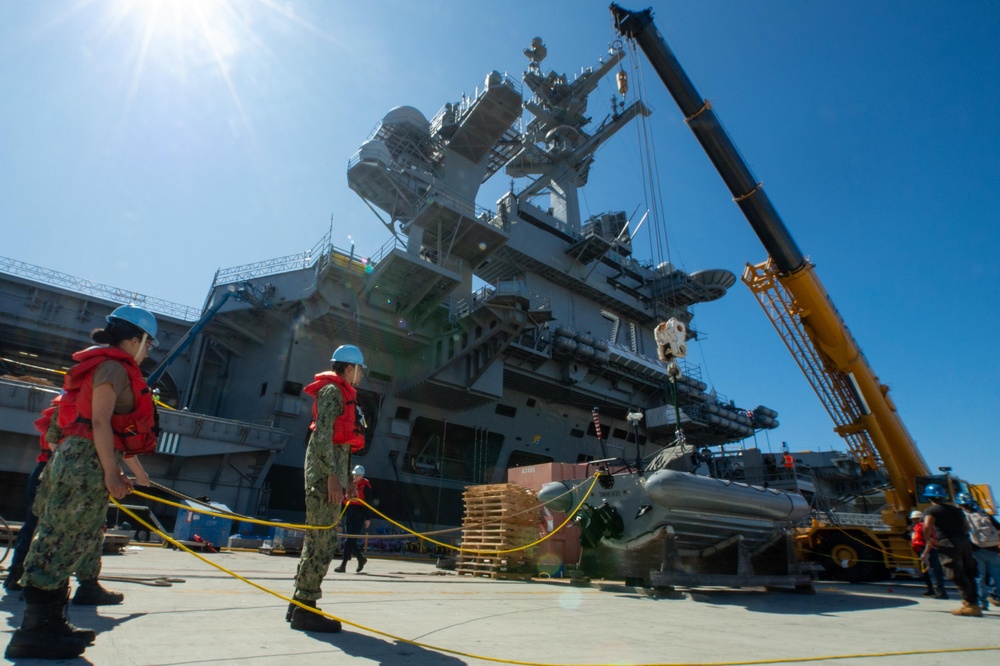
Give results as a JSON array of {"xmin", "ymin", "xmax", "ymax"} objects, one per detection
[{"xmin": 2, "ymin": 546, "xmax": 998, "ymax": 665}]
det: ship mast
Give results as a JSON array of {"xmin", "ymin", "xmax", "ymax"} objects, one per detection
[{"xmin": 507, "ymin": 40, "xmax": 650, "ymax": 233}]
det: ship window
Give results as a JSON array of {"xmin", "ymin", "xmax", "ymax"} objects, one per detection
[
  {"xmin": 576, "ymin": 454, "xmax": 594, "ymax": 463},
  {"xmin": 282, "ymin": 381, "xmax": 302, "ymax": 396},
  {"xmin": 494, "ymin": 404, "xmax": 516, "ymax": 418},
  {"xmin": 526, "ymin": 398, "xmax": 536, "ymax": 407},
  {"xmin": 402, "ymin": 417, "xmax": 503, "ymax": 484},
  {"xmin": 506, "ymin": 451, "xmax": 553, "ymax": 469},
  {"xmin": 259, "ymin": 382, "xmax": 268, "ymax": 397},
  {"xmin": 569, "ymin": 428, "xmax": 585, "ymax": 439},
  {"xmin": 395, "ymin": 406, "xmax": 411, "ymax": 419},
  {"xmin": 626, "ymin": 431, "xmax": 647, "ymax": 446},
  {"xmin": 586, "ymin": 422, "xmax": 607, "ymax": 438},
  {"xmin": 612, "ymin": 428, "xmax": 628, "ymax": 439},
  {"xmin": 368, "ymin": 371, "xmax": 391, "ymax": 382}
]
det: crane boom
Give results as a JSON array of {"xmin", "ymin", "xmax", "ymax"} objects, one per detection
[{"xmin": 610, "ymin": 4, "xmax": 929, "ymax": 518}]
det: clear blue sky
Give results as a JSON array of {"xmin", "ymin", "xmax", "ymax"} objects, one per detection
[{"xmin": 2, "ymin": 1, "xmax": 998, "ymax": 494}]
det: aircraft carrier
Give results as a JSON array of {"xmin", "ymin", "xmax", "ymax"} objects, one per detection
[{"xmin": 2, "ymin": 26, "xmax": 799, "ymax": 544}]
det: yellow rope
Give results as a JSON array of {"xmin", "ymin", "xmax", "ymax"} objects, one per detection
[
  {"xmin": 110, "ymin": 498, "xmax": 999, "ymax": 666},
  {"xmin": 355, "ymin": 473, "xmax": 601, "ymax": 555},
  {"xmin": 133, "ymin": 473, "xmax": 600, "ymax": 555},
  {"xmin": 131, "ymin": 488, "xmax": 346, "ymax": 532},
  {"xmin": 821, "ymin": 522, "xmax": 921, "ymax": 565}
]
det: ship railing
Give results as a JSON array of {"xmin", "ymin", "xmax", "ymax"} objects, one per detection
[
  {"xmin": 428, "ymin": 71, "xmax": 522, "ymax": 137},
  {"xmin": 414, "ymin": 186, "xmax": 508, "ymax": 233},
  {"xmin": 453, "ymin": 280, "xmax": 550, "ymax": 319},
  {"xmin": 0, "ymin": 255, "xmax": 201, "ymax": 322},
  {"xmin": 213, "ymin": 229, "xmax": 373, "ymax": 287},
  {"xmin": 365, "ymin": 235, "xmax": 408, "ymax": 266}
]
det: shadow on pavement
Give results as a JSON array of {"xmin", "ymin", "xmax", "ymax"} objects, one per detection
[{"xmin": 300, "ymin": 627, "xmax": 468, "ymax": 666}]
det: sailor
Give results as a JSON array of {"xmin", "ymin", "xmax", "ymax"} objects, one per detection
[
  {"xmin": 286, "ymin": 344, "xmax": 367, "ymax": 633},
  {"xmin": 4, "ymin": 402, "xmax": 122, "ymax": 605},
  {"xmin": 334, "ymin": 465, "xmax": 373, "ymax": 573},
  {"xmin": 5, "ymin": 305, "xmax": 158, "ymax": 660},
  {"xmin": 921, "ymin": 484, "xmax": 981, "ymax": 617}
]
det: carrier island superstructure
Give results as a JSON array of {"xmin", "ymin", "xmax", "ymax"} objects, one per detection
[{"xmin": 0, "ymin": 40, "xmax": 786, "ymax": 535}]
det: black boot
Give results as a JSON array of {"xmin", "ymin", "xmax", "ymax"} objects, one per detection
[
  {"xmin": 289, "ymin": 598, "xmax": 342, "ymax": 633},
  {"xmin": 356, "ymin": 555, "xmax": 367, "ymax": 573},
  {"xmin": 934, "ymin": 586, "xmax": 949, "ymax": 600},
  {"xmin": 3, "ymin": 563, "xmax": 24, "ymax": 592},
  {"xmin": 333, "ymin": 561, "xmax": 347, "ymax": 573},
  {"xmin": 73, "ymin": 579, "xmax": 124, "ymax": 606},
  {"xmin": 5, "ymin": 585, "xmax": 92, "ymax": 659}
]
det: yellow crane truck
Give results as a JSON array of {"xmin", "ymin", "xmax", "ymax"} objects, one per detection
[{"xmin": 612, "ymin": 4, "xmax": 995, "ymax": 581}]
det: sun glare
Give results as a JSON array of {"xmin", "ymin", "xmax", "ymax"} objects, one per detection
[{"xmin": 112, "ymin": 0, "xmax": 243, "ymax": 92}]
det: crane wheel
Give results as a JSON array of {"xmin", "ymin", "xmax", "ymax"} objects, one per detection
[{"xmin": 815, "ymin": 533, "xmax": 887, "ymax": 583}]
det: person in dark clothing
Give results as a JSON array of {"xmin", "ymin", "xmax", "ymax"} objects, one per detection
[
  {"xmin": 921, "ymin": 484, "xmax": 981, "ymax": 617},
  {"xmin": 335, "ymin": 465, "xmax": 372, "ymax": 573},
  {"xmin": 955, "ymin": 492, "xmax": 1000, "ymax": 612}
]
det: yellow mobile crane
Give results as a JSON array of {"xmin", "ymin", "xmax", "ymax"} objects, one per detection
[{"xmin": 612, "ymin": 4, "xmax": 995, "ymax": 581}]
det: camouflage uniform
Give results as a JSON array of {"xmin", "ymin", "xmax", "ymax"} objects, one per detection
[
  {"xmin": 293, "ymin": 383, "xmax": 351, "ymax": 601},
  {"xmin": 21, "ymin": 436, "xmax": 121, "ymax": 590}
]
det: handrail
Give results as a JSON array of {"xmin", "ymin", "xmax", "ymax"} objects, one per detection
[{"xmin": 0, "ymin": 255, "xmax": 200, "ymax": 321}]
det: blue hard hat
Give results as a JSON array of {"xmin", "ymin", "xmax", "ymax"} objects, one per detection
[
  {"xmin": 107, "ymin": 305, "xmax": 158, "ymax": 345},
  {"xmin": 955, "ymin": 492, "xmax": 975, "ymax": 507},
  {"xmin": 922, "ymin": 483, "xmax": 947, "ymax": 499},
  {"xmin": 353, "ymin": 465, "xmax": 365, "ymax": 476},
  {"xmin": 331, "ymin": 344, "xmax": 366, "ymax": 367}
]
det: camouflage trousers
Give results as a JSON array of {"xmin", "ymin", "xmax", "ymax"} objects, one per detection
[
  {"xmin": 9, "ymin": 459, "xmax": 102, "ymax": 587},
  {"xmin": 292, "ymin": 493, "xmax": 344, "ymax": 601},
  {"xmin": 293, "ymin": 445, "xmax": 350, "ymax": 601},
  {"xmin": 21, "ymin": 436, "xmax": 117, "ymax": 590}
]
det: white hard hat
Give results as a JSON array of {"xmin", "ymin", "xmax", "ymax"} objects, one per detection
[
  {"xmin": 909, "ymin": 510, "xmax": 924, "ymax": 520},
  {"xmin": 353, "ymin": 465, "xmax": 365, "ymax": 476}
]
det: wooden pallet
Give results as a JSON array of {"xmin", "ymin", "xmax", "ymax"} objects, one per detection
[{"xmin": 457, "ymin": 483, "xmax": 541, "ymax": 579}]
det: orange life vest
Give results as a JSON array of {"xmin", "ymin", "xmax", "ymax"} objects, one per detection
[
  {"xmin": 347, "ymin": 477, "xmax": 372, "ymax": 507},
  {"xmin": 32, "ymin": 409, "xmax": 54, "ymax": 463},
  {"xmin": 303, "ymin": 371, "xmax": 366, "ymax": 452},
  {"xmin": 52, "ymin": 346, "xmax": 158, "ymax": 456}
]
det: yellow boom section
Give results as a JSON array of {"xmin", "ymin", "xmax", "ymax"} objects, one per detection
[{"xmin": 743, "ymin": 258, "xmax": 930, "ymax": 522}]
